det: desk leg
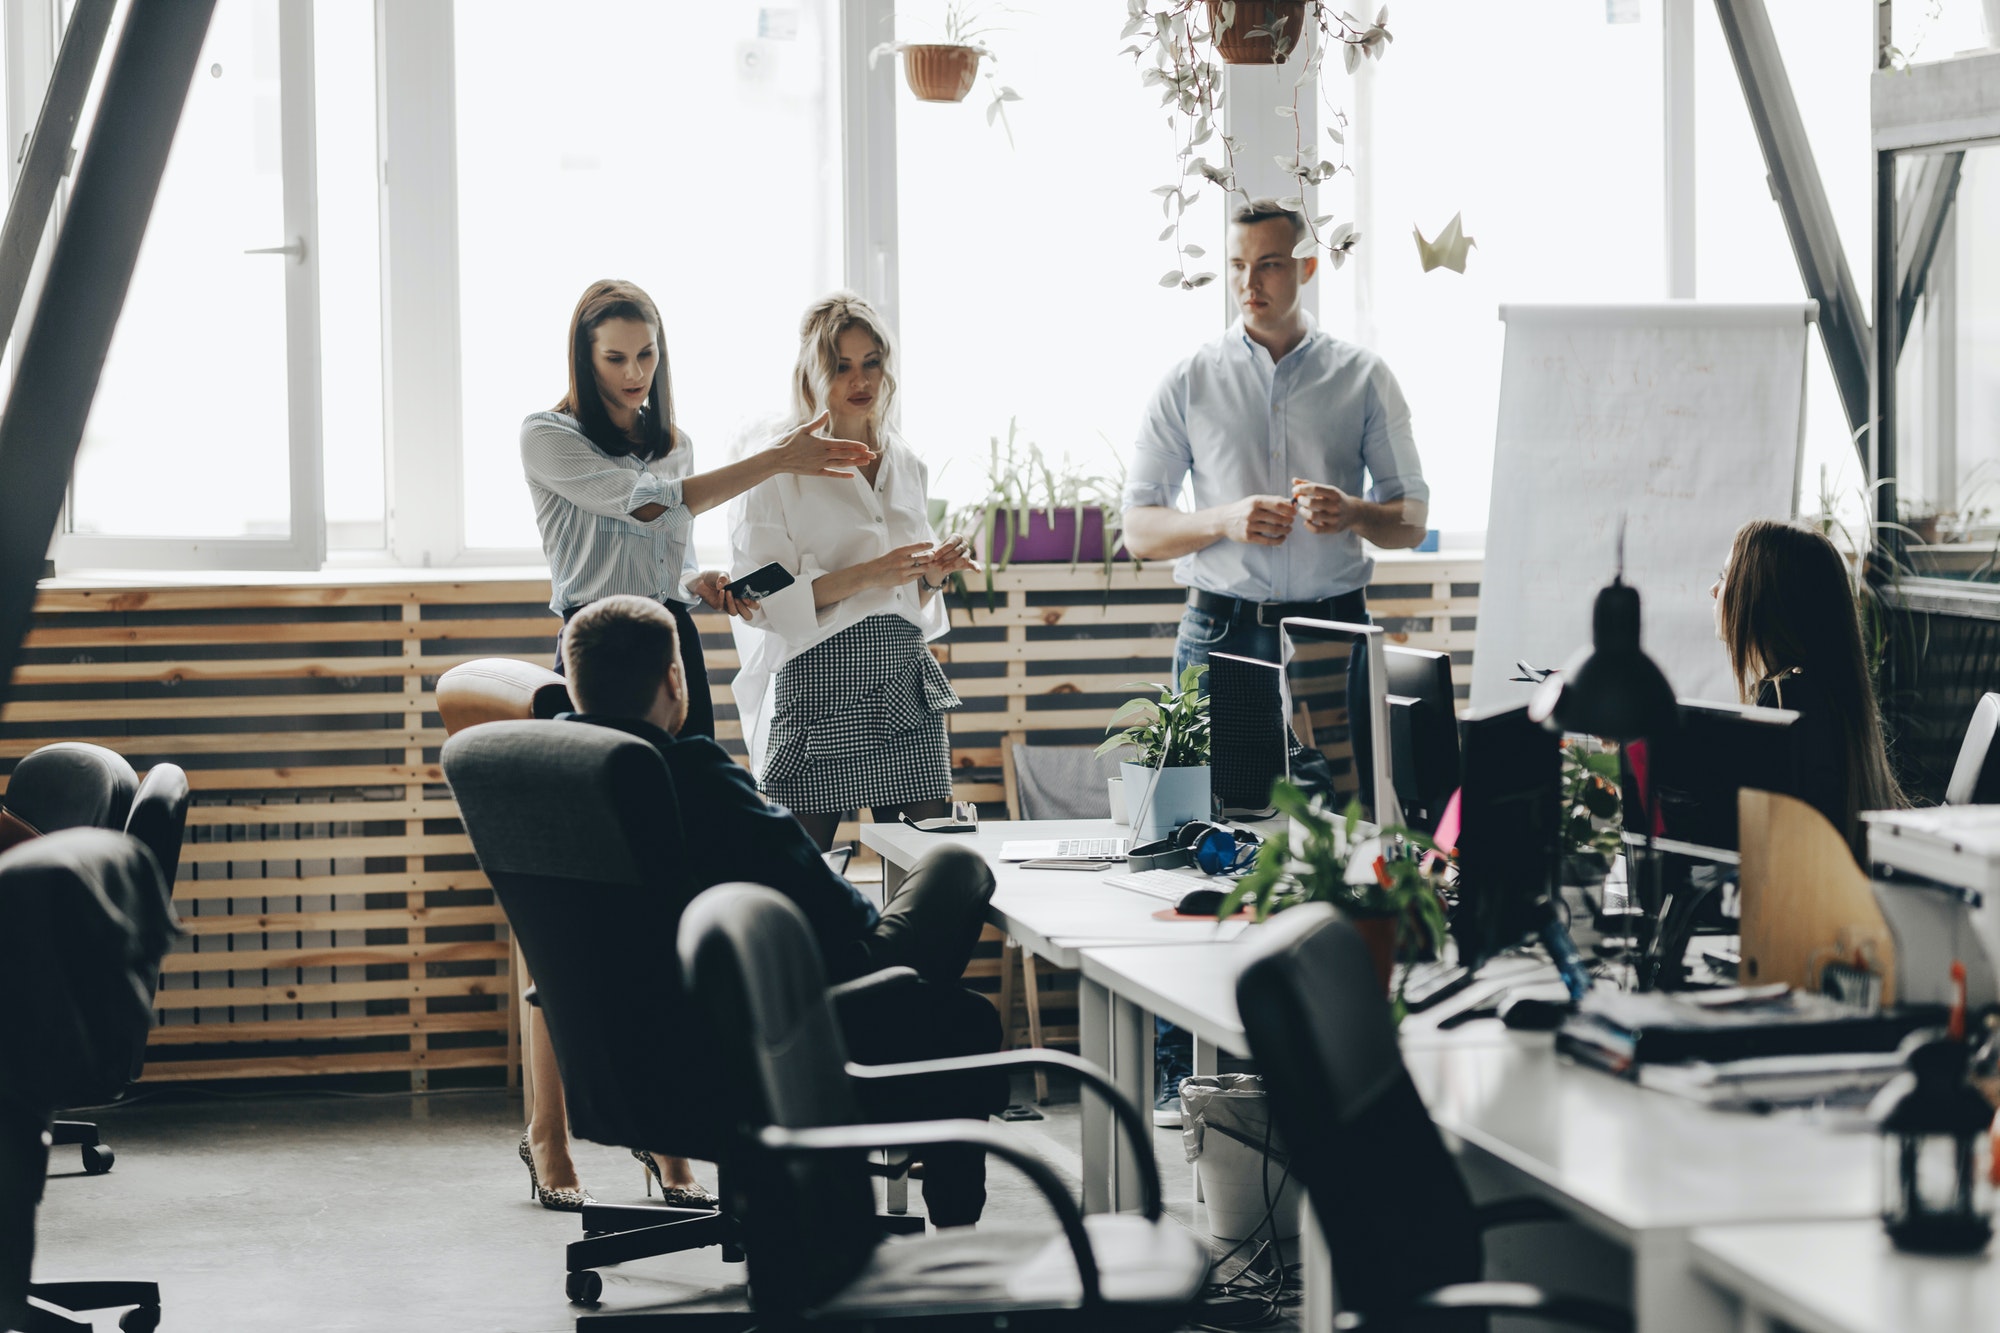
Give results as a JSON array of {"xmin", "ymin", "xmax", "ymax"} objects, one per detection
[
  {"xmin": 1299, "ymin": 1191, "xmax": 1335, "ymax": 1330},
  {"xmin": 880, "ymin": 856, "xmax": 907, "ymax": 909},
  {"xmin": 1109, "ymin": 995, "xmax": 1153, "ymax": 1214},
  {"xmin": 1079, "ymin": 977, "xmax": 1112, "ymax": 1214},
  {"xmin": 1634, "ymin": 1231, "xmax": 1736, "ymax": 1333}
]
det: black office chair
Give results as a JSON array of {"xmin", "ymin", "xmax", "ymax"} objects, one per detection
[
  {"xmin": 1236, "ymin": 904, "xmax": 1634, "ymax": 1332},
  {"xmin": 676, "ymin": 882, "xmax": 1209, "ymax": 1331},
  {"xmin": 0, "ymin": 743, "xmax": 138, "ymax": 843},
  {"xmin": 0, "ymin": 829, "xmax": 179, "ymax": 1333},
  {"xmin": 443, "ymin": 719, "xmax": 1003, "ymax": 1315},
  {"xmin": 1947, "ymin": 693, "xmax": 2000, "ymax": 805}
]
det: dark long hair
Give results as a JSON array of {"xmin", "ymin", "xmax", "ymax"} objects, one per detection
[
  {"xmin": 554, "ymin": 279, "xmax": 674, "ymax": 462},
  {"xmin": 1719, "ymin": 519, "xmax": 1904, "ymax": 829}
]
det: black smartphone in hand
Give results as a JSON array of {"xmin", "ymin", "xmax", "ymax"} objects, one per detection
[{"xmin": 731, "ymin": 561, "xmax": 797, "ymax": 602}]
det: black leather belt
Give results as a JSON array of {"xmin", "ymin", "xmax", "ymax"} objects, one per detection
[{"xmin": 1187, "ymin": 588, "xmax": 1360, "ymax": 628}]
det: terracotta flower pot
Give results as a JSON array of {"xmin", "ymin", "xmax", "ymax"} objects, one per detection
[
  {"xmin": 902, "ymin": 44, "xmax": 981, "ymax": 103},
  {"xmin": 1351, "ymin": 914, "xmax": 1397, "ymax": 996},
  {"xmin": 1208, "ymin": 0, "xmax": 1308, "ymax": 65}
]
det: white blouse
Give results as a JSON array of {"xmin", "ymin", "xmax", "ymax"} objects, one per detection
[{"xmin": 727, "ymin": 432, "xmax": 948, "ymax": 771}]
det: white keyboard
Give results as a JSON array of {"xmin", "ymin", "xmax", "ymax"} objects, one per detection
[{"xmin": 1104, "ymin": 868, "xmax": 1221, "ymax": 901}]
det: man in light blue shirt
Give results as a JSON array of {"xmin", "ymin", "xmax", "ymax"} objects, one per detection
[
  {"xmin": 1124, "ymin": 198, "xmax": 1430, "ymax": 680},
  {"xmin": 1124, "ymin": 199, "xmax": 1430, "ymax": 1124}
]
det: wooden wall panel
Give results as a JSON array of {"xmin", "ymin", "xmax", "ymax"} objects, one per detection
[{"xmin": 2, "ymin": 558, "xmax": 1478, "ymax": 1083}]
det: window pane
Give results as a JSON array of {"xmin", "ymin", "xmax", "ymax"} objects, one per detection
[
  {"xmin": 455, "ymin": 1, "xmax": 844, "ymax": 552},
  {"xmin": 1888, "ymin": 0, "xmax": 1993, "ymax": 66},
  {"xmin": 1331, "ymin": 1, "xmax": 1664, "ymax": 536},
  {"xmin": 316, "ymin": 0, "xmax": 385, "ymax": 550},
  {"xmin": 69, "ymin": 0, "xmax": 292, "ymax": 539},
  {"xmin": 893, "ymin": 8, "xmax": 1223, "ymax": 504}
]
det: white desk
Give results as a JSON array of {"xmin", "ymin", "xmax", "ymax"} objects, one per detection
[
  {"xmin": 860, "ymin": 818, "xmax": 1252, "ymax": 1213},
  {"xmin": 1690, "ymin": 1221, "xmax": 2000, "ymax": 1333},
  {"xmin": 1075, "ymin": 939, "xmax": 1881, "ymax": 1333}
]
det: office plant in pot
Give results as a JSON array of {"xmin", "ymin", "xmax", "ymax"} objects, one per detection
[
  {"xmin": 872, "ymin": 0, "xmax": 1022, "ymax": 138},
  {"xmin": 1220, "ymin": 779, "xmax": 1447, "ymax": 1017},
  {"xmin": 1098, "ymin": 663, "xmax": 1211, "ymax": 840},
  {"xmin": 1560, "ymin": 739, "xmax": 1622, "ymax": 888}
]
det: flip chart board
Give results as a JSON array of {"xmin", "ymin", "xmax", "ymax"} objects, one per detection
[{"xmin": 1469, "ymin": 303, "xmax": 1812, "ymax": 713}]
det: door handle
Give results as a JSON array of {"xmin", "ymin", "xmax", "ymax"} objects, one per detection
[{"xmin": 244, "ymin": 237, "xmax": 307, "ymax": 263}]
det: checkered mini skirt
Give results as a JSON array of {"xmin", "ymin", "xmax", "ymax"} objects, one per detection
[{"xmin": 762, "ymin": 614, "xmax": 961, "ymax": 815}]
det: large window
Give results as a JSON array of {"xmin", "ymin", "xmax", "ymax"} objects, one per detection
[
  {"xmin": 52, "ymin": 0, "xmax": 382, "ymax": 568},
  {"xmin": 453, "ymin": 0, "xmax": 843, "ymax": 553},
  {"xmin": 892, "ymin": 5, "xmax": 1222, "ymax": 502},
  {"xmin": 1323, "ymin": 1, "xmax": 1665, "ymax": 537}
]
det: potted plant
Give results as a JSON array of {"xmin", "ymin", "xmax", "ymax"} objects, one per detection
[
  {"xmin": 1097, "ymin": 664, "xmax": 1212, "ymax": 840},
  {"xmin": 1220, "ymin": 780, "xmax": 1448, "ymax": 1019},
  {"xmin": 1560, "ymin": 739, "xmax": 1622, "ymax": 888},
  {"xmin": 936, "ymin": 420, "xmax": 1137, "ymax": 607},
  {"xmin": 872, "ymin": 1, "xmax": 1022, "ymax": 139},
  {"xmin": 1120, "ymin": 1, "xmax": 1390, "ymax": 288}
]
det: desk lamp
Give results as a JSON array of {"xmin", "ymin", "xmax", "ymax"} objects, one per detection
[{"xmin": 1529, "ymin": 534, "xmax": 1677, "ymax": 987}]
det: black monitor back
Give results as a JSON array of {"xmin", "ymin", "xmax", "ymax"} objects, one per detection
[
  {"xmin": 1384, "ymin": 647, "xmax": 1458, "ymax": 832},
  {"xmin": 1621, "ymin": 700, "xmax": 1800, "ymax": 855},
  {"xmin": 1453, "ymin": 705, "xmax": 1561, "ymax": 969},
  {"xmin": 1210, "ymin": 651, "xmax": 1286, "ymax": 815}
]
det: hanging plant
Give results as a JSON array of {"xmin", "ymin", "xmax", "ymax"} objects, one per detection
[
  {"xmin": 1120, "ymin": 1, "xmax": 1390, "ymax": 289},
  {"xmin": 872, "ymin": 2, "xmax": 1023, "ymax": 142}
]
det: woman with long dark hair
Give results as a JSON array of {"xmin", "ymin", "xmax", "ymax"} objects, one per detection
[
  {"xmin": 1713, "ymin": 518, "xmax": 1905, "ymax": 857},
  {"xmin": 514, "ymin": 279, "xmax": 871, "ymax": 1211},
  {"xmin": 522, "ymin": 278, "xmax": 875, "ymax": 738}
]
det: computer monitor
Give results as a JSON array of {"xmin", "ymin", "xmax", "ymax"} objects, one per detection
[
  {"xmin": 1453, "ymin": 703, "xmax": 1563, "ymax": 970},
  {"xmin": 1384, "ymin": 646, "xmax": 1460, "ymax": 833},
  {"xmin": 1208, "ymin": 652, "xmax": 1286, "ymax": 817},
  {"xmin": 1619, "ymin": 699, "xmax": 1802, "ymax": 862},
  {"xmin": 1278, "ymin": 618, "xmax": 1402, "ymax": 829}
]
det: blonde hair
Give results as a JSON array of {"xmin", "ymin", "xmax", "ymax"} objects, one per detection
[{"xmin": 791, "ymin": 291, "xmax": 899, "ymax": 432}]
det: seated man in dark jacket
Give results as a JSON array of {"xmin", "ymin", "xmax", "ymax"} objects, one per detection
[{"xmin": 559, "ymin": 594, "xmax": 1004, "ymax": 1224}]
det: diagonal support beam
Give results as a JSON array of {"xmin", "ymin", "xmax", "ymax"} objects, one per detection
[
  {"xmin": 1712, "ymin": 0, "xmax": 1873, "ymax": 450},
  {"xmin": 1894, "ymin": 148, "xmax": 1962, "ymax": 353},
  {"xmin": 0, "ymin": 0, "xmax": 218, "ymax": 715},
  {"xmin": 0, "ymin": 0, "xmax": 114, "ymax": 352}
]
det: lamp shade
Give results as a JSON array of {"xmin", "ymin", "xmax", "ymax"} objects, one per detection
[{"xmin": 1528, "ymin": 577, "xmax": 1676, "ymax": 741}]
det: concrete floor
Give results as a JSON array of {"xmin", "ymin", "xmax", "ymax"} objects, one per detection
[{"xmin": 28, "ymin": 1075, "xmax": 1300, "ymax": 1332}]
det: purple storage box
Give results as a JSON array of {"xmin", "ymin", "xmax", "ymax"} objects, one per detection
[{"xmin": 987, "ymin": 507, "xmax": 1130, "ymax": 563}]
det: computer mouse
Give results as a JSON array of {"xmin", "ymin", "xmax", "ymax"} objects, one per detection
[
  {"xmin": 1176, "ymin": 887, "xmax": 1228, "ymax": 917},
  {"xmin": 1498, "ymin": 994, "xmax": 1571, "ymax": 1031}
]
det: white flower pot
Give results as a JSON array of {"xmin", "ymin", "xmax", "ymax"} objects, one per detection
[{"xmin": 1122, "ymin": 762, "xmax": 1212, "ymax": 841}]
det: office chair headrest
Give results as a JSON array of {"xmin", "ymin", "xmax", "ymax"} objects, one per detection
[
  {"xmin": 442, "ymin": 720, "xmax": 674, "ymax": 886},
  {"xmin": 435, "ymin": 658, "xmax": 573, "ymax": 736},
  {"xmin": 1236, "ymin": 903, "xmax": 1405, "ymax": 1122},
  {"xmin": 125, "ymin": 765, "xmax": 192, "ymax": 896},
  {"xmin": 2, "ymin": 742, "xmax": 139, "ymax": 839}
]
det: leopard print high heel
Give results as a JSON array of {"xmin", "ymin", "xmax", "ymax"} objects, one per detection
[
  {"xmin": 519, "ymin": 1132, "xmax": 592, "ymax": 1212},
  {"xmin": 632, "ymin": 1149, "xmax": 719, "ymax": 1210}
]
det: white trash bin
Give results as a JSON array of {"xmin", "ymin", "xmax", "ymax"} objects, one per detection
[{"xmin": 1180, "ymin": 1074, "xmax": 1301, "ymax": 1240}]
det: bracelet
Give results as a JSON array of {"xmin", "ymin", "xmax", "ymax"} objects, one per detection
[{"xmin": 920, "ymin": 575, "xmax": 945, "ymax": 592}]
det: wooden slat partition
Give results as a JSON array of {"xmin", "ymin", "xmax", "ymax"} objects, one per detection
[{"xmin": 3, "ymin": 555, "xmax": 1478, "ymax": 1084}]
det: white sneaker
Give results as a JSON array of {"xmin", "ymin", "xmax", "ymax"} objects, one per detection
[{"xmin": 1152, "ymin": 1093, "xmax": 1182, "ymax": 1128}]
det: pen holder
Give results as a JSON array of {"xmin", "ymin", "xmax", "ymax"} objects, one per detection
[{"xmin": 1108, "ymin": 777, "xmax": 1127, "ymax": 826}]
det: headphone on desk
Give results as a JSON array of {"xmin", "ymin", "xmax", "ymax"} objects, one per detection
[{"xmin": 1173, "ymin": 821, "xmax": 1263, "ymax": 876}]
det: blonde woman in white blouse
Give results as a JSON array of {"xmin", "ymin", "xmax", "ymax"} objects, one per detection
[{"xmin": 729, "ymin": 293, "xmax": 976, "ymax": 849}]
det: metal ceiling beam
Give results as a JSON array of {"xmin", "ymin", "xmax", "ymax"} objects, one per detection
[
  {"xmin": 0, "ymin": 0, "xmax": 113, "ymax": 354},
  {"xmin": 1712, "ymin": 0, "xmax": 1873, "ymax": 449},
  {"xmin": 0, "ymin": 0, "xmax": 218, "ymax": 715},
  {"xmin": 1893, "ymin": 147, "xmax": 1962, "ymax": 352}
]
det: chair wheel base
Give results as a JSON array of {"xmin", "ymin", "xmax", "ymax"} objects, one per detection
[
  {"xmin": 566, "ymin": 1269, "xmax": 603, "ymax": 1305},
  {"xmin": 82, "ymin": 1144, "xmax": 115, "ymax": 1175},
  {"xmin": 118, "ymin": 1306, "xmax": 161, "ymax": 1333}
]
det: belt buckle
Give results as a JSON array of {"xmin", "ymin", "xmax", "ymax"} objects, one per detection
[{"xmin": 1255, "ymin": 602, "xmax": 1287, "ymax": 628}]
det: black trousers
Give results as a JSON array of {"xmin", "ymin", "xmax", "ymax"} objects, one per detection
[
  {"xmin": 834, "ymin": 845, "xmax": 1006, "ymax": 1227},
  {"xmin": 554, "ymin": 597, "xmax": 715, "ymax": 741}
]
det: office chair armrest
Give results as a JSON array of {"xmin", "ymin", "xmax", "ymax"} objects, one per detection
[
  {"xmin": 844, "ymin": 1047, "xmax": 1162, "ymax": 1220},
  {"xmin": 1472, "ymin": 1196, "xmax": 1569, "ymax": 1232},
  {"xmin": 826, "ymin": 966, "xmax": 921, "ymax": 1007},
  {"xmin": 756, "ymin": 1119, "xmax": 1102, "ymax": 1306},
  {"xmin": 1334, "ymin": 1281, "xmax": 1633, "ymax": 1333},
  {"xmin": 522, "ymin": 984, "xmax": 539, "ymax": 1008}
]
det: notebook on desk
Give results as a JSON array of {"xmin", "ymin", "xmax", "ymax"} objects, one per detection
[{"xmin": 1557, "ymin": 987, "xmax": 1934, "ymax": 1077}]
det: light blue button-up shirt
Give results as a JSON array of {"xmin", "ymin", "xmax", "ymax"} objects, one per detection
[
  {"xmin": 520, "ymin": 411, "xmax": 700, "ymax": 616},
  {"xmin": 1123, "ymin": 313, "xmax": 1428, "ymax": 603}
]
